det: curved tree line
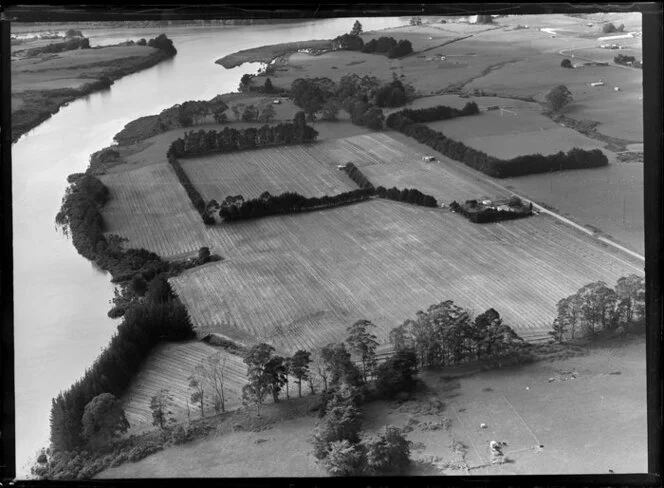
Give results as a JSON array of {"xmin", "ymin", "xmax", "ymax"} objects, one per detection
[
  {"xmin": 50, "ymin": 277, "xmax": 195, "ymax": 453},
  {"xmin": 386, "ymin": 110, "xmax": 609, "ymax": 178}
]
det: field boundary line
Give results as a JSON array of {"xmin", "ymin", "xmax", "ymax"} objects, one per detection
[
  {"xmin": 450, "ymin": 403, "xmax": 486, "ymax": 465},
  {"xmin": 501, "ymin": 394, "xmax": 540, "ymax": 446}
]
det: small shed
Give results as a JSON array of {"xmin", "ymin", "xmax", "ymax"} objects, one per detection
[
  {"xmin": 273, "ymin": 99, "xmax": 282, "ymax": 104},
  {"xmin": 423, "ymin": 156, "xmax": 437, "ymax": 162},
  {"xmin": 590, "ymin": 81, "xmax": 605, "ymax": 87}
]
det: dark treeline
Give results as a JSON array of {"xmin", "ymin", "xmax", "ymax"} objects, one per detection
[
  {"xmin": 362, "ymin": 36, "xmax": 413, "ymax": 58},
  {"xmin": 238, "ymin": 74, "xmax": 287, "ymax": 94},
  {"xmin": 342, "ymin": 163, "xmax": 438, "ymax": 207},
  {"xmin": 26, "ymin": 36, "xmax": 90, "ymax": 56},
  {"xmin": 449, "ymin": 198, "xmax": 533, "ymax": 223},
  {"xmin": 55, "ymin": 174, "xmax": 170, "ymax": 282},
  {"xmin": 50, "ymin": 277, "xmax": 195, "ymax": 452},
  {"xmin": 376, "ymin": 186, "xmax": 438, "ymax": 208},
  {"xmin": 614, "ymin": 54, "xmax": 642, "ymax": 69},
  {"xmin": 167, "ymin": 112, "xmax": 318, "ymax": 158},
  {"xmin": 167, "ymin": 154, "xmax": 213, "ymax": 225},
  {"xmin": 219, "ymin": 189, "xmax": 374, "ymax": 222},
  {"xmin": 342, "ymin": 162, "xmax": 374, "ymax": 190},
  {"xmin": 386, "ymin": 110, "xmax": 609, "ymax": 178},
  {"xmin": 146, "ymin": 34, "xmax": 177, "ymax": 56},
  {"xmin": 551, "ymin": 274, "xmax": 645, "ymax": 342},
  {"xmin": 388, "ymin": 101, "xmax": 480, "ymax": 124}
]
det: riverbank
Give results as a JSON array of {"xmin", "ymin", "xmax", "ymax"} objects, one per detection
[
  {"xmin": 216, "ymin": 38, "xmax": 333, "ymax": 68},
  {"xmin": 11, "ymin": 41, "xmax": 175, "ymax": 142}
]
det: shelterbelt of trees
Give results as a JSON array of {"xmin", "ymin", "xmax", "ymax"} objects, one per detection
[
  {"xmin": 166, "ymin": 111, "xmax": 319, "ymax": 224},
  {"xmin": 343, "ymin": 162, "xmax": 438, "ymax": 208},
  {"xmin": 386, "ymin": 107, "xmax": 609, "ymax": 178}
]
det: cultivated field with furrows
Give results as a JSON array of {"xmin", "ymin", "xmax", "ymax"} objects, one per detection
[
  {"xmin": 170, "ymin": 199, "xmax": 641, "ymax": 356},
  {"xmin": 99, "ymin": 162, "xmax": 214, "ymax": 260},
  {"xmin": 316, "ymin": 132, "xmax": 509, "ymax": 202},
  {"xmin": 180, "ymin": 143, "xmax": 358, "ymax": 203},
  {"xmin": 119, "ymin": 341, "xmax": 248, "ymax": 433}
]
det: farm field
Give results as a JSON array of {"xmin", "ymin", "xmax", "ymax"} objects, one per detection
[
  {"xmin": 119, "ymin": 341, "xmax": 248, "ymax": 435},
  {"xmin": 424, "ymin": 109, "xmax": 611, "ymax": 160},
  {"xmin": 180, "ymin": 143, "xmax": 358, "ymax": 203},
  {"xmin": 170, "ymin": 198, "xmax": 640, "ymax": 355},
  {"xmin": 502, "ymin": 163, "xmax": 644, "ymax": 255}
]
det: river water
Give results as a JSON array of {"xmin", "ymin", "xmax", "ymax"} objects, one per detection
[{"xmin": 12, "ymin": 17, "xmax": 407, "ymax": 476}]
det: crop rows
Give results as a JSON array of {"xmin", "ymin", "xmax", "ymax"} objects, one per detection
[
  {"xmin": 171, "ymin": 199, "xmax": 640, "ymax": 356},
  {"xmin": 99, "ymin": 162, "xmax": 216, "ymax": 259},
  {"xmin": 119, "ymin": 341, "xmax": 248, "ymax": 432},
  {"xmin": 315, "ymin": 132, "xmax": 503, "ymax": 203},
  {"xmin": 180, "ymin": 143, "xmax": 357, "ymax": 202}
]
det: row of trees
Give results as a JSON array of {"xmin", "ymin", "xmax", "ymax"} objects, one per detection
[
  {"xmin": 550, "ymin": 274, "xmax": 645, "ymax": 341},
  {"xmin": 218, "ymin": 188, "xmax": 374, "ymax": 222},
  {"xmin": 167, "ymin": 154, "xmax": 213, "ymax": 224},
  {"xmin": 342, "ymin": 163, "xmax": 438, "ymax": 207},
  {"xmin": 388, "ymin": 101, "xmax": 480, "ymax": 125},
  {"xmin": 26, "ymin": 36, "xmax": 90, "ymax": 56},
  {"xmin": 50, "ymin": 277, "xmax": 195, "ymax": 452},
  {"xmin": 376, "ymin": 186, "xmax": 438, "ymax": 207},
  {"xmin": 386, "ymin": 108, "xmax": 608, "ymax": 178},
  {"xmin": 167, "ymin": 111, "xmax": 318, "ymax": 158}
]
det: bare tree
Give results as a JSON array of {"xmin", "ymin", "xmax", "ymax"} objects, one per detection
[{"xmin": 202, "ymin": 353, "xmax": 228, "ymax": 414}]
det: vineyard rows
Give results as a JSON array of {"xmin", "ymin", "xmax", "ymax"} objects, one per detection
[{"xmin": 180, "ymin": 144, "xmax": 357, "ymax": 202}]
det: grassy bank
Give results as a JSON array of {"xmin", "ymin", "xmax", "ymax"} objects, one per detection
[
  {"xmin": 216, "ymin": 39, "xmax": 333, "ymax": 69},
  {"xmin": 12, "ymin": 41, "xmax": 175, "ymax": 142}
]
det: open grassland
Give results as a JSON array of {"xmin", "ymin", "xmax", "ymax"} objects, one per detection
[
  {"xmin": 119, "ymin": 341, "xmax": 248, "ymax": 434},
  {"xmin": 180, "ymin": 144, "xmax": 357, "ymax": 202},
  {"xmin": 11, "ymin": 38, "xmax": 170, "ymax": 141},
  {"xmin": 170, "ymin": 198, "xmax": 640, "ymax": 355},
  {"xmin": 425, "ymin": 109, "xmax": 610, "ymax": 160}
]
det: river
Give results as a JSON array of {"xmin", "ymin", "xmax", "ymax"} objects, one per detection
[{"xmin": 12, "ymin": 17, "xmax": 408, "ymax": 476}]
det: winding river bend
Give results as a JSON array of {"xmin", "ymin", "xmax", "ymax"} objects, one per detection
[{"xmin": 12, "ymin": 17, "xmax": 407, "ymax": 476}]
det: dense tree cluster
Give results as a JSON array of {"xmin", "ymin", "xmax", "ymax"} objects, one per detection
[
  {"xmin": 561, "ymin": 58, "xmax": 573, "ymax": 68},
  {"xmin": 449, "ymin": 198, "xmax": 533, "ymax": 223},
  {"xmin": 218, "ymin": 188, "xmax": 373, "ymax": 222},
  {"xmin": 615, "ymin": 54, "xmax": 641, "ymax": 68},
  {"xmin": 27, "ymin": 36, "xmax": 90, "ymax": 56},
  {"xmin": 50, "ymin": 280, "xmax": 194, "ymax": 452},
  {"xmin": 550, "ymin": 274, "xmax": 645, "ymax": 341},
  {"xmin": 386, "ymin": 107, "xmax": 609, "ymax": 177},
  {"xmin": 168, "ymin": 112, "xmax": 318, "ymax": 158},
  {"xmin": 239, "ymin": 74, "xmax": 286, "ymax": 94},
  {"xmin": 390, "ymin": 301, "xmax": 525, "ymax": 370},
  {"xmin": 362, "ymin": 36, "xmax": 413, "ymax": 58},
  {"xmin": 375, "ymin": 350, "xmax": 418, "ymax": 398},
  {"xmin": 545, "ymin": 85, "xmax": 573, "ymax": 112},
  {"xmin": 373, "ymin": 78, "xmax": 411, "ymax": 108},
  {"xmin": 332, "ymin": 33, "xmax": 364, "ymax": 51},
  {"xmin": 174, "ymin": 97, "xmax": 229, "ymax": 127},
  {"xmin": 147, "ymin": 34, "xmax": 177, "ymax": 55},
  {"xmin": 602, "ymin": 22, "xmax": 625, "ymax": 34}
]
